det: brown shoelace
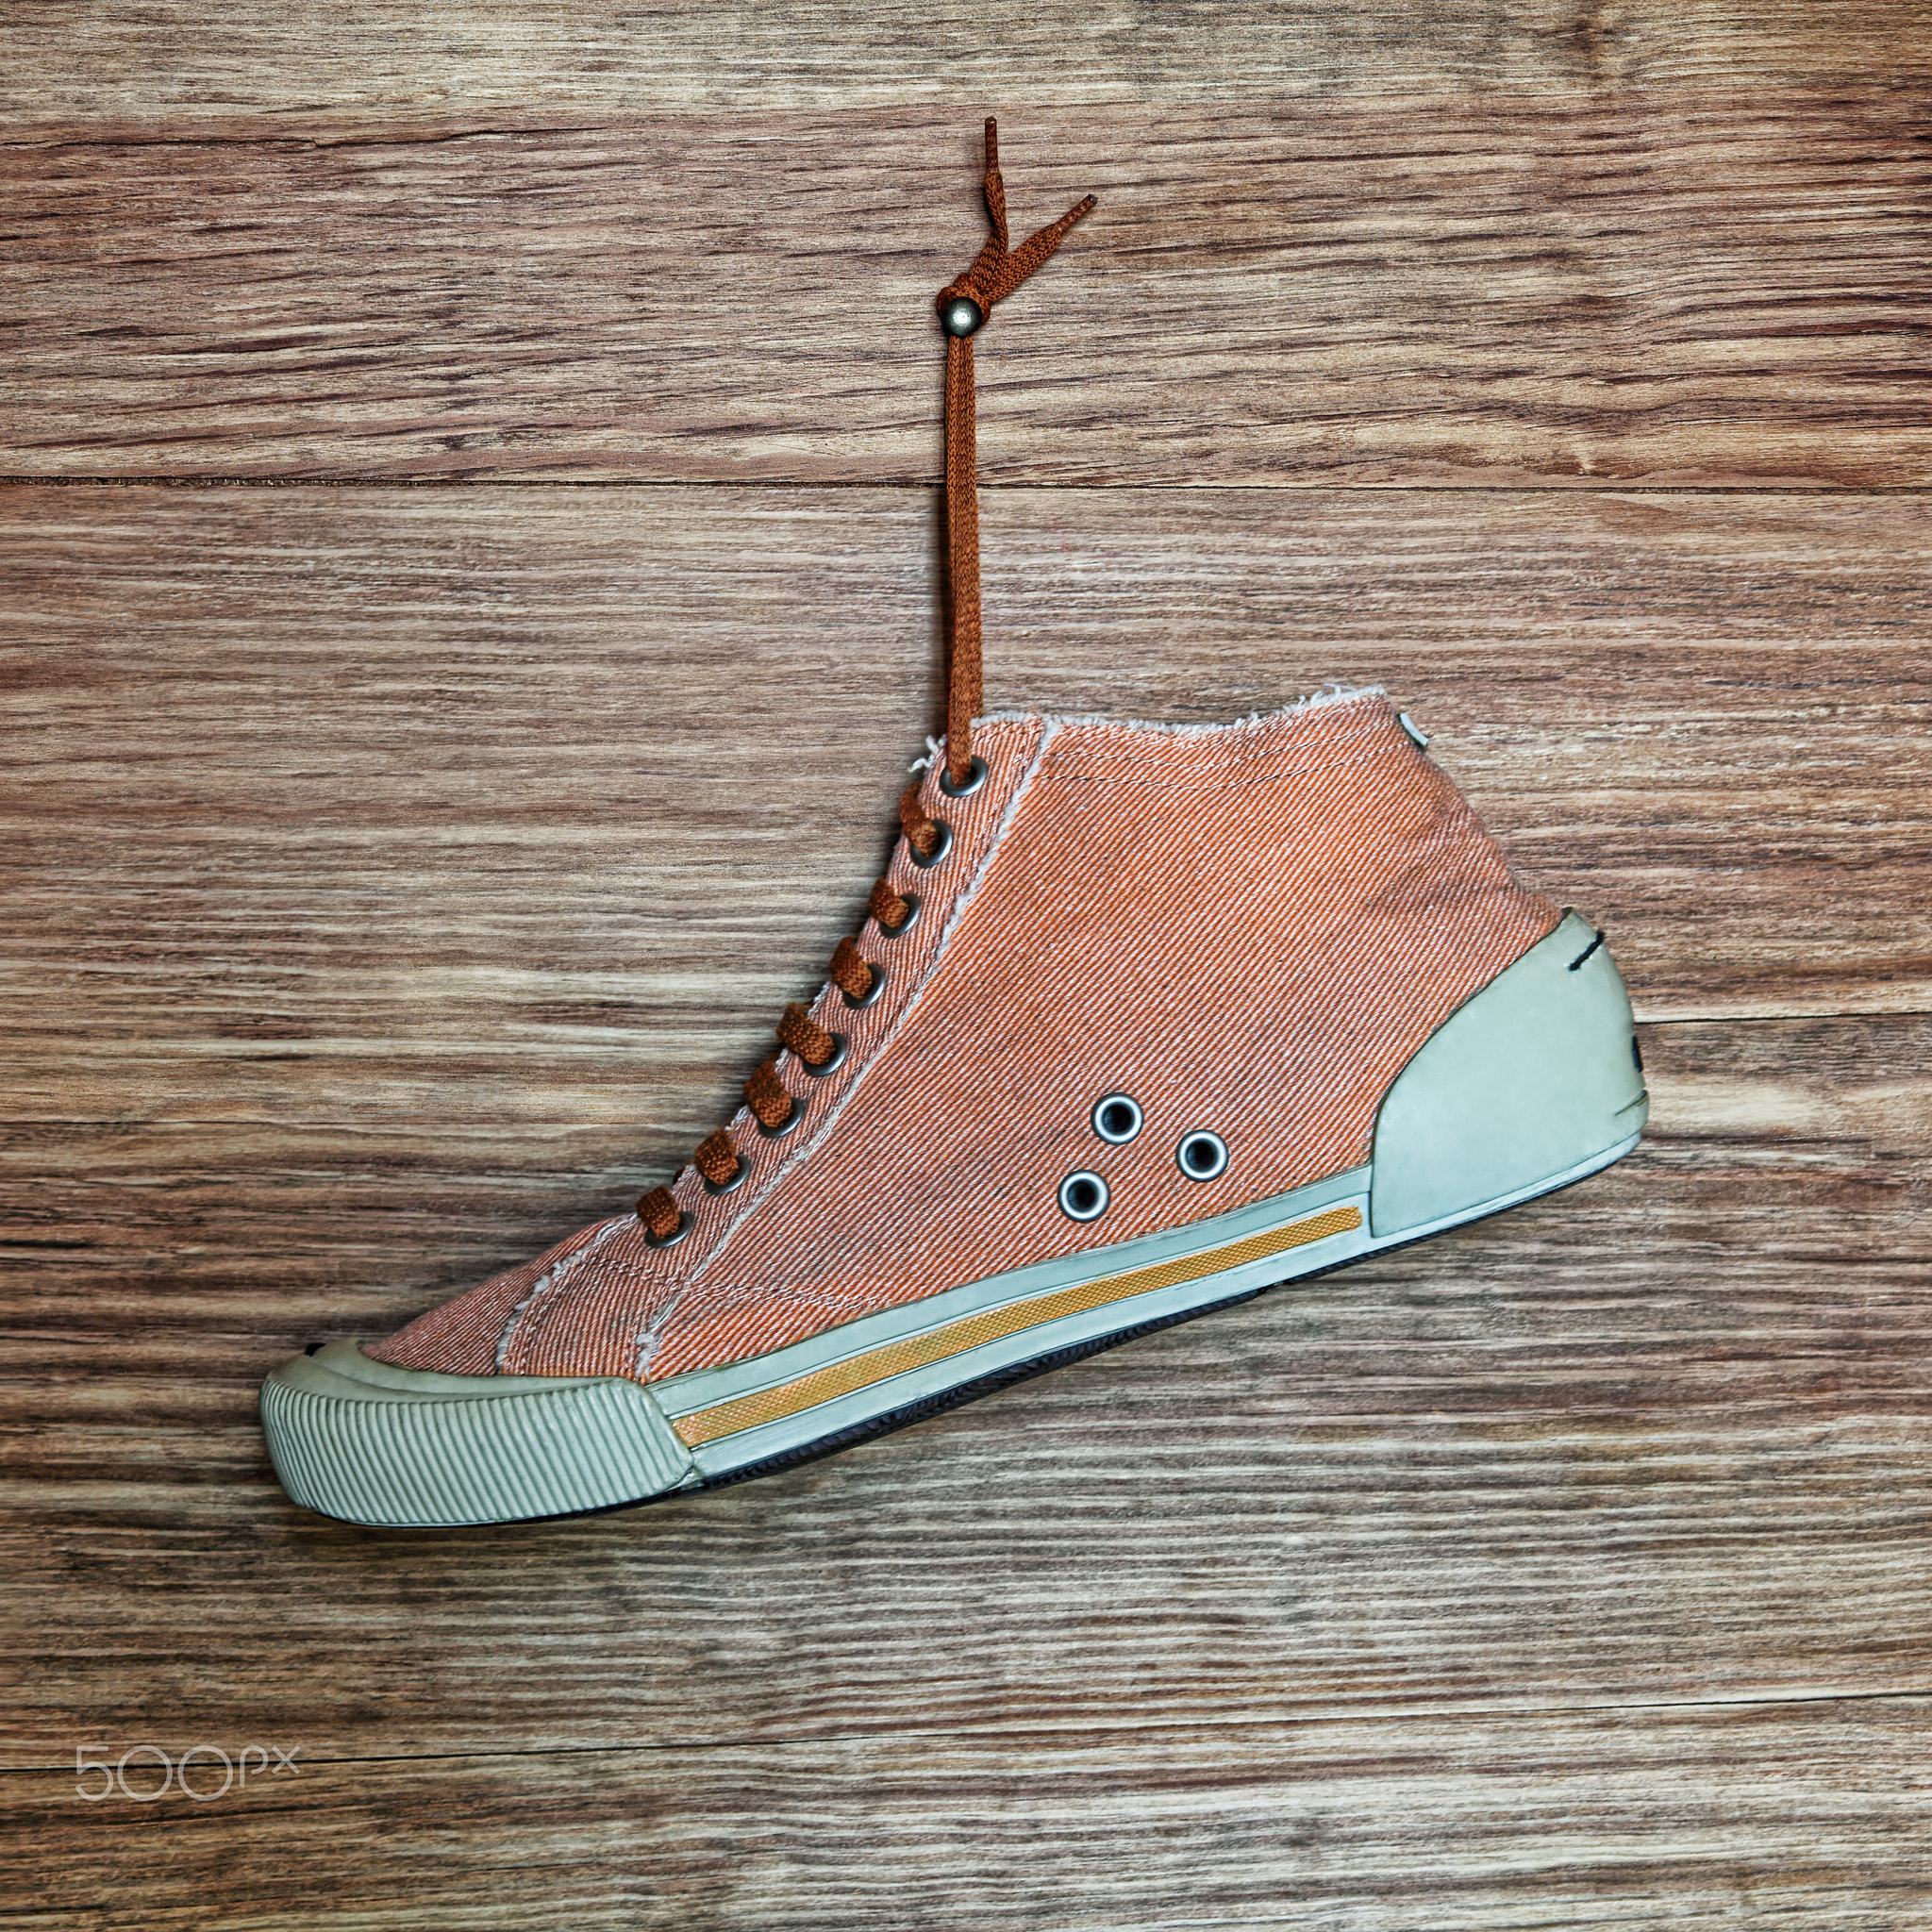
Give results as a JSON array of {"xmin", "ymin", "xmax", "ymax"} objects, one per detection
[
  {"xmin": 937, "ymin": 120, "xmax": 1096, "ymax": 790},
  {"xmin": 636, "ymin": 122, "xmax": 1094, "ymax": 1245}
]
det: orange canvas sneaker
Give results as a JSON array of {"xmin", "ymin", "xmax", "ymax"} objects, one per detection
[{"xmin": 262, "ymin": 125, "xmax": 1646, "ymax": 1526}]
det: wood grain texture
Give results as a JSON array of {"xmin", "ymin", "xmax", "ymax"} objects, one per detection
[
  {"xmin": 6, "ymin": 484, "xmax": 1925, "ymax": 1041},
  {"xmin": 5, "ymin": 101, "xmax": 1927, "ymax": 485},
  {"xmin": 9, "ymin": 1700, "xmax": 1932, "ymax": 1929},
  {"xmin": 6, "ymin": 0, "xmax": 1930, "ymax": 124},
  {"xmin": 8, "ymin": 18, "xmax": 1931, "ymax": 1916}
]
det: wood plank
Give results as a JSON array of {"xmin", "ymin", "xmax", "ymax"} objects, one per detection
[
  {"xmin": 5, "ymin": 483, "xmax": 1925, "ymax": 1038},
  {"xmin": 10, "ymin": 1699, "xmax": 1932, "ymax": 1929},
  {"xmin": 4, "ymin": 100, "xmax": 1926, "ymax": 485},
  {"xmin": 6, "ymin": 1, "xmax": 1928, "ymax": 124}
]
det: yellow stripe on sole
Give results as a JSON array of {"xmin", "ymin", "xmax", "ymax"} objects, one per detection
[{"xmin": 671, "ymin": 1202, "xmax": 1363, "ymax": 1449}]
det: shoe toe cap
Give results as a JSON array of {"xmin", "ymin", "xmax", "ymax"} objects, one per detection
[{"xmin": 259, "ymin": 1341, "xmax": 694, "ymax": 1527}]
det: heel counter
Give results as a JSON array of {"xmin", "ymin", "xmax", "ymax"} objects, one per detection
[{"xmin": 1369, "ymin": 912, "xmax": 1646, "ymax": 1240}]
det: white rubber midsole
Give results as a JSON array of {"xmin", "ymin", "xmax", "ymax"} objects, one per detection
[{"xmin": 260, "ymin": 1129, "xmax": 1641, "ymax": 1525}]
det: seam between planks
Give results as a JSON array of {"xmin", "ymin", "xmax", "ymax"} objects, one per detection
[
  {"xmin": 5, "ymin": 478, "xmax": 1932, "ymax": 495},
  {"xmin": 6, "ymin": 1687, "xmax": 1932, "ymax": 1778}
]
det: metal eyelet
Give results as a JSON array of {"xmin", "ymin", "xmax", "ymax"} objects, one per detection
[
  {"xmin": 798, "ymin": 1034, "xmax": 849, "ymax": 1077},
  {"xmin": 1058, "ymin": 1171, "xmax": 1109, "ymax": 1222},
  {"xmin": 875, "ymin": 894, "xmax": 920, "ymax": 939},
  {"xmin": 937, "ymin": 756, "xmax": 988, "ymax": 800},
  {"xmin": 1091, "ymin": 1093, "xmax": 1142, "ymax": 1144},
  {"xmin": 1175, "ymin": 1131, "xmax": 1229, "ymax": 1182},
  {"xmin": 643, "ymin": 1210, "xmax": 692, "ymax": 1250},
  {"xmin": 841, "ymin": 962, "xmax": 887, "ymax": 1010},
  {"xmin": 908, "ymin": 820, "xmax": 954, "ymax": 869},
  {"xmin": 701, "ymin": 1160, "xmax": 747, "ymax": 1197},
  {"xmin": 757, "ymin": 1108, "xmax": 801, "ymax": 1141}
]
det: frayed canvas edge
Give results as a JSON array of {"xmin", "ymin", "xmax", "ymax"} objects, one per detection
[{"xmin": 974, "ymin": 683, "xmax": 1384, "ymax": 738}]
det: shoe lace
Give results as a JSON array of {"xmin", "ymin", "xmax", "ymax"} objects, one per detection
[{"xmin": 636, "ymin": 122, "xmax": 1094, "ymax": 1243}]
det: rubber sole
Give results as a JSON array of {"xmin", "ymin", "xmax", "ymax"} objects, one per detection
[
  {"xmin": 260, "ymin": 1128, "xmax": 1641, "ymax": 1527},
  {"xmin": 259, "ymin": 1346, "xmax": 697, "ymax": 1526}
]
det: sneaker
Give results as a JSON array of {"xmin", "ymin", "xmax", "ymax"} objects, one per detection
[{"xmin": 260, "ymin": 128, "xmax": 1646, "ymax": 1526}]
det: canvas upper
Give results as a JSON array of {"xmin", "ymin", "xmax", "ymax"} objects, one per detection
[{"xmin": 367, "ymin": 687, "xmax": 1559, "ymax": 1388}]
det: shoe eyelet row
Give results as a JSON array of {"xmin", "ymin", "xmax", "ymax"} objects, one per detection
[
  {"xmin": 1058, "ymin": 1100, "xmax": 1233, "ymax": 1222},
  {"xmin": 639, "ymin": 760, "xmax": 976, "ymax": 1247}
]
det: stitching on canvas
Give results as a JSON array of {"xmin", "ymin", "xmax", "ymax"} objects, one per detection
[{"xmin": 494, "ymin": 1214, "xmax": 628, "ymax": 1372}]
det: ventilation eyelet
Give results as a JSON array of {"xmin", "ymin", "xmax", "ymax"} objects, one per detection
[
  {"xmin": 799, "ymin": 1033, "xmax": 849, "ymax": 1077},
  {"xmin": 937, "ymin": 756, "xmax": 988, "ymax": 799},
  {"xmin": 1091, "ymin": 1093, "xmax": 1143, "ymax": 1144},
  {"xmin": 1058, "ymin": 1171, "xmax": 1109, "ymax": 1222},
  {"xmin": 841, "ymin": 963, "xmax": 887, "ymax": 1010},
  {"xmin": 1175, "ymin": 1131, "xmax": 1229, "ymax": 1182},
  {"xmin": 908, "ymin": 820, "xmax": 954, "ymax": 869},
  {"xmin": 643, "ymin": 1211, "xmax": 692, "ymax": 1250}
]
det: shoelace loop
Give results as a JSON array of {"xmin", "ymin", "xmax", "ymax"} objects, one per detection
[{"xmin": 935, "ymin": 120, "xmax": 1095, "ymax": 792}]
